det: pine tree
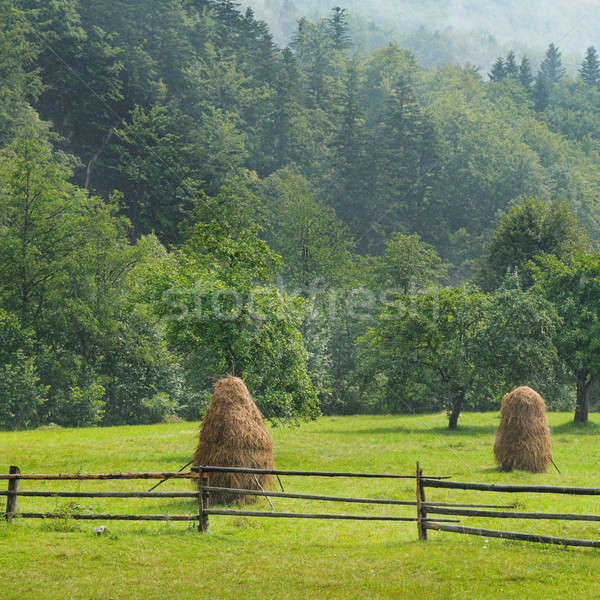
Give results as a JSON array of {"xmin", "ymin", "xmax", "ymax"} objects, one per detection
[
  {"xmin": 370, "ymin": 75, "xmax": 439, "ymax": 242},
  {"xmin": 580, "ymin": 46, "xmax": 600, "ymax": 88},
  {"xmin": 519, "ymin": 56, "xmax": 534, "ymax": 90},
  {"xmin": 489, "ymin": 57, "xmax": 506, "ymax": 82},
  {"xmin": 327, "ymin": 6, "xmax": 352, "ymax": 52},
  {"xmin": 291, "ymin": 18, "xmax": 333, "ymax": 109},
  {"xmin": 331, "ymin": 57, "xmax": 368, "ymax": 230},
  {"xmin": 533, "ymin": 71, "xmax": 550, "ymax": 111},
  {"xmin": 505, "ymin": 51, "xmax": 518, "ymax": 77},
  {"xmin": 540, "ymin": 43, "xmax": 566, "ymax": 84}
]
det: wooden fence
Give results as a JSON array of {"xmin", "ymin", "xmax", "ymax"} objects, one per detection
[
  {"xmin": 0, "ymin": 463, "xmax": 470, "ymax": 531},
  {"xmin": 1, "ymin": 466, "xmax": 203, "ymax": 523},
  {"xmin": 4, "ymin": 463, "xmax": 600, "ymax": 548},
  {"xmin": 416, "ymin": 467, "xmax": 600, "ymax": 548}
]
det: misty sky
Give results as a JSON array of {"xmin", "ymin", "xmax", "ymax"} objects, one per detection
[{"xmin": 246, "ymin": 0, "xmax": 600, "ymax": 55}]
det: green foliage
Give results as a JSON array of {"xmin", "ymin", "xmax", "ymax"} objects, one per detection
[
  {"xmin": 0, "ymin": 309, "xmax": 47, "ymax": 429},
  {"xmin": 533, "ymin": 252, "xmax": 600, "ymax": 423},
  {"xmin": 260, "ymin": 169, "xmax": 353, "ymax": 290},
  {"xmin": 580, "ymin": 47, "xmax": 600, "ymax": 88},
  {"xmin": 358, "ymin": 284, "xmax": 558, "ymax": 428},
  {"xmin": 475, "ymin": 197, "xmax": 590, "ymax": 291},
  {"xmin": 153, "ymin": 220, "xmax": 319, "ymax": 423},
  {"xmin": 54, "ymin": 383, "xmax": 105, "ymax": 428},
  {"xmin": 373, "ymin": 233, "xmax": 447, "ymax": 293},
  {"xmin": 0, "ymin": 0, "xmax": 42, "ymax": 144},
  {"xmin": 489, "ymin": 57, "xmax": 506, "ymax": 82},
  {"xmin": 519, "ymin": 56, "xmax": 534, "ymax": 90},
  {"xmin": 4, "ymin": 0, "xmax": 600, "ymax": 427},
  {"xmin": 540, "ymin": 43, "xmax": 566, "ymax": 85},
  {"xmin": 327, "ymin": 7, "xmax": 352, "ymax": 52},
  {"xmin": 0, "ymin": 130, "xmax": 183, "ymax": 428}
]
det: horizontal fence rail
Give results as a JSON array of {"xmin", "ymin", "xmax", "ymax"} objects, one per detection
[
  {"xmin": 0, "ymin": 472, "xmax": 199, "ymax": 481},
  {"xmin": 426, "ymin": 506, "xmax": 600, "ymax": 522},
  {"xmin": 9, "ymin": 513, "xmax": 199, "ymax": 522},
  {"xmin": 205, "ymin": 509, "xmax": 460, "ymax": 522},
  {"xmin": 422, "ymin": 478, "xmax": 600, "ymax": 495},
  {"xmin": 194, "ymin": 466, "xmax": 450, "ymax": 479},
  {"xmin": 425, "ymin": 523, "xmax": 600, "ymax": 549},
  {"xmin": 203, "ymin": 485, "xmax": 513, "ymax": 509},
  {"xmin": 0, "ymin": 491, "xmax": 201, "ymax": 499}
]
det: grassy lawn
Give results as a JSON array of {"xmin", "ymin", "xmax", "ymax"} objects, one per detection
[{"xmin": 2, "ymin": 412, "xmax": 600, "ymax": 599}]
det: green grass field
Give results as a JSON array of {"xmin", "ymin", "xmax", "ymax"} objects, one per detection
[{"xmin": 2, "ymin": 412, "xmax": 600, "ymax": 599}]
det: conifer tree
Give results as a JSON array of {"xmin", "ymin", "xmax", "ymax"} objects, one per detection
[
  {"xmin": 327, "ymin": 6, "xmax": 352, "ymax": 52},
  {"xmin": 533, "ymin": 70, "xmax": 550, "ymax": 111},
  {"xmin": 580, "ymin": 46, "xmax": 600, "ymax": 88},
  {"xmin": 519, "ymin": 56, "xmax": 534, "ymax": 90},
  {"xmin": 540, "ymin": 42, "xmax": 566, "ymax": 84},
  {"xmin": 489, "ymin": 57, "xmax": 506, "ymax": 82},
  {"xmin": 505, "ymin": 51, "xmax": 518, "ymax": 77},
  {"xmin": 331, "ymin": 56, "xmax": 368, "ymax": 230}
]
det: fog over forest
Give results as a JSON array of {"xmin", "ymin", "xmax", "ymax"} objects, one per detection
[{"xmin": 245, "ymin": 0, "xmax": 600, "ymax": 70}]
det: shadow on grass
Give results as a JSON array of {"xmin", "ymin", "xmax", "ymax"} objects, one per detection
[
  {"xmin": 319, "ymin": 424, "xmax": 497, "ymax": 437},
  {"xmin": 551, "ymin": 420, "xmax": 600, "ymax": 435}
]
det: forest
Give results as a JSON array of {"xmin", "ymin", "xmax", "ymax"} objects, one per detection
[{"xmin": 2, "ymin": 0, "xmax": 600, "ymax": 430}]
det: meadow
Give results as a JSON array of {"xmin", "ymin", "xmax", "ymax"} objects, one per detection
[{"xmin": 1, "ymin": 412, "xmax": 600, "ymax": 599}]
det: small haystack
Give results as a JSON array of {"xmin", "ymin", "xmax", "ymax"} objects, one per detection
[
  {"xmin": 493, "ymin": 386, "xmax": 552, "ymax": 473},
  {"xmin": 193, "ymin": 376, "xmax": 274, "ymax": 504}
]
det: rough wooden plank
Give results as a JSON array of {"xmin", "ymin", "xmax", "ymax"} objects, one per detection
[
  {"xmin": 205, "ymin": 486, "xmax": 419, "ymax": 506},
  {"xmin": 0, "ymin": 472, "xmax": 199, "ymax": 481},
  {"xmin": 422, "ymin": 479, "xmax": 600, "ymax": 495},
  {"xmin": 0, "ymin": 491, "xmax": 200, "ymax": 498},
  {"xmin": 425, "ymin": 522, "xmax": 600, "ymax": 548},
  {"xmin": 204, "ymin": 509, "xmax": 459, "ymax": 522},
  {"xmin": 193, "ymin": 466, "xmax": 449, "ymax": 479},
  {"xmin": 6, "ymin": 513, "xmax": 198, "ymax": 521},
  {"xmin": 426, "ymin": 506, "xmax": 600, "ymax": 522}
]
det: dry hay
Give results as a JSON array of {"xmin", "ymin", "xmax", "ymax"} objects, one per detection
[
  {"xmin": 493, "ymin": 386, "xmax": 552, "ymax": 473},
  {"xmin": 193, "ymin": 376, "xmax": 274, "ymax": 504}
]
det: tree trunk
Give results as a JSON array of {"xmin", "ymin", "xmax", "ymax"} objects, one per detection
[
  {"xmin": 574, "ymin": 375, "xmax": 593, "ymax": 424},
  {"xmin": 448, "ymin": 393, "xmax": 464, "ymax": 430}
]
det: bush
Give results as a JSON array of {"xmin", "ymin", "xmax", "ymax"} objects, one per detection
[
  {"xmin": 54, "ymin": 384, "xmax": 106, "ymax": 427},
  {"xmin": 0, "ymin": 354, "xmax": 47, "ymax": 430},
  {"xmin": 0, "ymin": 310, "xmax": 47, "ymax": 430}
]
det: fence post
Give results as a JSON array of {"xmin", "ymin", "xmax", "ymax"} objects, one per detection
[
  {"xmin": 6, "ymin": 466, "xmax": 20, "ymax": 521},
  {"xmin": 198, "ymin": 468, "xmax": 209, "ymax": 533},
  {"xmin": 416, "ymin": 462, "xmax": 427, "ymax": 540}
]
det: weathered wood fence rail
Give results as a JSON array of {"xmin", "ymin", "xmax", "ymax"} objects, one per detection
[{"xmin": 417, "ymin": 469, "xmax": 600, "ymax": 549}]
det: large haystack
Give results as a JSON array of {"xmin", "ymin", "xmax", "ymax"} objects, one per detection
[
  {"xmin": 193, "ymin": 376, "xmax": 274, "ymax": 504},
  {"xmin": 493, "ymin": 386, "xmax": 552, "ymax": 473}
]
